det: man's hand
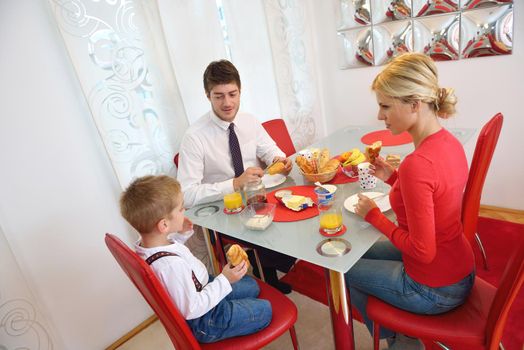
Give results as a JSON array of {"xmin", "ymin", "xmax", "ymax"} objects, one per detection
[
  {"xmin": 233, "ymin": 167, "xmax": 264, "ymax": 190},
  {"xmin": 221, "ymin": 261, "xmax": 248, "ymax": 284},
  {"xmin": 272, "ymin": 156, "xmax": 293, "ymax": 175}
]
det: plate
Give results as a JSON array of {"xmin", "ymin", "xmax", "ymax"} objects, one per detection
[
  {"xmin": 262, "ymin": 173, "xmax": 286, "ymax": 189},
  {"xmin": 344, "ymin": 192, "xmax": 391, "ymax": 214}
]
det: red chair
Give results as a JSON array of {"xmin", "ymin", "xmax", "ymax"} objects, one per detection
[
  {"xmin": 174, "ymin": 153, "xmax": 180, "ymax": 168},
  {"xmin": 262, "ymin": 119, "xmax": 297, "ymax": 157},
  {"xmin": 462, "ymin": 113, "xmax": 504, "ymax": 270},
  {"xmin": 367, "ymin": 233, "xmax": 524, "ymax": 350},
  {"xmin": 105, "ymin": 233, "xmax": 299, "ymax": 350}
]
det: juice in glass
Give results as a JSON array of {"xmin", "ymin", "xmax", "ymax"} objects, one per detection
[{"xmin": 223, "ymin": 192, "xmax": 243, "ymax": 213}]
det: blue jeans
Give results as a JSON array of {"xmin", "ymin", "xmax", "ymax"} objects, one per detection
[
  {"xmin": 345, "ymin": 241, "xmax": 475, "ymax": 339},
  {"xmin": 187, "ymin": 275, "xmax": 272, "ymax": 343}
]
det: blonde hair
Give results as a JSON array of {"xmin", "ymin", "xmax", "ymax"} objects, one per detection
[
  {"xmin": 372, "ymin": 53, "xmax": 457, "ymax": 118},
  {"xmin": 120, "ymin": 175, "xmax": 181, "ymax": 234}
]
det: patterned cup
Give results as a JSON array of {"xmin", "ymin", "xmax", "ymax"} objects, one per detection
[{"xmin": 357, "ymin": 162, "xmax": 377, "ymax": 190}]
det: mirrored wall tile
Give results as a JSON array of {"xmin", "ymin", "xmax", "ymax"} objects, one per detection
[
  {"xmin": 373, "ymin": 20, "xmax": 414, "ymax": 65},
  {"xmin": 413, "ymin": 13, "xmax": 460, "ymax": 60},
  {"xmin": 372, "ymin": 0, "xmax": 412, "ymax": 24},
  {"xmin": 460, "ymin": 0, "xmax": 513, "ymax": 11},
  {"xmin": 461, "ymin": 4, "xmax": 513, "ymax": 58},
  {"xmin": 413, "ymin": 0, "xmax": 460, "ymax": 17},
  {"xmin": 338, "ymin": 27, "xmax": 375, "ymax": 68},
  {"xmin": 338, "ymin": 0, "xmax": 372, "ymax": 30}
]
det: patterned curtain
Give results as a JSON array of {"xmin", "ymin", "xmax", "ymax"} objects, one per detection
[
  {"xmin": 263, "ymin": 0, "xmax": 326, "ymax": 150},
  {"xmin": 48, "ymin": 0, "xmax": 188, "ymax": 188}
]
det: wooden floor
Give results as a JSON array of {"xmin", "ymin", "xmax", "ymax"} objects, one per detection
[{"xmin": 479, "ymin": 205, "xmax": 524, "ymax": 224}]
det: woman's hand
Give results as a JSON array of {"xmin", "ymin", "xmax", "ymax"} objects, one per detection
[
  {"xmin": 369, "ymin": 156, "xmax": 394, "ymax": 182},
  {"xmin": 354, "ymin": 193, "xmax": 378, "ymax": 218},
  {"xmin": 221, "ymin": 261, "xmax": 248, "ymax": 284}
]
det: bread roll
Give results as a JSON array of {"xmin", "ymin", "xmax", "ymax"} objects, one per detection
[
  {"xmin": 365, "ymin": 141, "xmax": 382, "ymax": 163},
  {"xmin": 320, "ymin": 158, "xmax": 340, "ymax": 173},
  {"xmin": 268, "ymin": 161, "xmax": 285, "ymax": 175},
  {"xmin": 226, "ymin": 244, "xmax": 249, "ymax": 267}
]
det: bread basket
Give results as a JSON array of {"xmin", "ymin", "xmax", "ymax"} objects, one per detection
[{"xmin": 298, "ymin": 166, "xmax": 339, "ymax": 183}]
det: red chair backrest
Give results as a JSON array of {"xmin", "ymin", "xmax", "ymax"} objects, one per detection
[
  {"xmin": 485, "ymin": 237, "xmax": 524, "ymax": 349},
  {"xmin": 105, "ymin": 233, "xmax": 201, "ymax": 350},
  {"xmin": 262, "ymin": 119, "xmax": 297, "ymax": 157},
  {"xmin": 462, "ymin": 113, "xmax": 503, "ymax": 244},
  {"xmin": 174, "ymin": 153, "xmax": 179, "ymax": 169}
]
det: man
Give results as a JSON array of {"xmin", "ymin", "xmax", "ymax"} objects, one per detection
[{"xmin": 177, "ymin": 60, "xmax": 295, "ymax": 293}]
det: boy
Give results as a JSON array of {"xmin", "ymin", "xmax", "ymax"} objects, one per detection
[{"xmin": 119, "ymin": 175, "xmax": 272, "ymax": 343}]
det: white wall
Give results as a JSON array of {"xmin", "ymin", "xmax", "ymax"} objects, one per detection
[
  {"xmin": 0, "ymin": 1, "xmax": 152, "ymax": 349},
  {"xmin": 310, "ymin": 1, "xmax": 524, "ymax": 210}
]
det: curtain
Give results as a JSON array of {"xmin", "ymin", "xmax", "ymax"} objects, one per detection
[
  {"xmin": 48, "ymin": 0, "xmax": 188, "ymax": 187},
  {"xmin": 263, "ymin": 0, "xmax": 326, "ymax": 150}
]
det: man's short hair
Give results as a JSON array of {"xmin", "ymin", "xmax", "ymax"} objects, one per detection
[
  {"xmin": 203, "ymin": 59, "xmax": 241, "ymax": 95},
  {"xmin": 120, "ymin": 175, "xmax": 181, "ymax": 234}
]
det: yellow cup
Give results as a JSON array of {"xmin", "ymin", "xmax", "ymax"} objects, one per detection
[{"xmin": 223, "ymin": 192, "xmax": 243, "ymax": 213}]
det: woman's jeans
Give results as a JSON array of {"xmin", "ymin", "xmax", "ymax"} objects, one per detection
[
  {"xmin": 187, "ymin": 275, "xmax": 272, "ymax": 343},
  {"xmin": 345, "ymin": 241, "xmax": 475, "ymax": 339}
]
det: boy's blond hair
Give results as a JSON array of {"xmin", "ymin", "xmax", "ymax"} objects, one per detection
[{"xmin": 120, "ymin": 175, "xmax": 181, "ymax": 234}]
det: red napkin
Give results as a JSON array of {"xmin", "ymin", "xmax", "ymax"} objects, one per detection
[
  {"xmin": 267, "ymin": 186, "xmax": 319, "ymax": 222},
  {"xmin": 361, "ymin": 130, "xmax": 412, "ymax": 146}
]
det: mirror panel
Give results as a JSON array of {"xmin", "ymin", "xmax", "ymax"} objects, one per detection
[{"xmin": 336, "ymin": 0, "xmax": 514, "ymax": 68}]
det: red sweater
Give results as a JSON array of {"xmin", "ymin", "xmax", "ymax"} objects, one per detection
[{"xmin": 366, "ymin": 128, "xmax": 475, "ymax": 287}]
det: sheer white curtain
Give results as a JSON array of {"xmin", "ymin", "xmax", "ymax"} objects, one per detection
[
  {"xmin": 263, "ymin": 0, "xmax": 326, "ymax": 150},
  {"xmin": 49, "ymin": 0, "xmax": 188, "ymax": 187}
]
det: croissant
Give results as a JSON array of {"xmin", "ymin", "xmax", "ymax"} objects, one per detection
[
  {"xmin": 295, "ymin": 155, "xmax": 315, "ymax": 174},
  {"xmin": 226, "ymin": 244, "xmax": 249, "ymax": 267},
  {"xmin": 268, "ymin": 161, "xmax": 285, "ymax": 175},
  {"xmin": 321, "ymin": 158, "xmax": 340, "ymax": 173}
]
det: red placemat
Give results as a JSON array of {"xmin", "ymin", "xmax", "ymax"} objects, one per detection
[
  {"xmin": 267, "ymin": 186, "xmax": 319, "ymax": 222},
  {"xmin": 361, "ymin": 130, "xmax": 412, "ymax": 146}
]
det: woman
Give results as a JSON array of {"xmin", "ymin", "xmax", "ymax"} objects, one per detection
[{"xmin": 346, "ymin": 53, "xmax": 475, "ymax": 350}]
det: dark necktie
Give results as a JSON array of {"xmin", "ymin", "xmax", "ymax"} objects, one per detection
[{"xmin": 229, "ymin": 123, "xmax": 244, "ymax": 177}]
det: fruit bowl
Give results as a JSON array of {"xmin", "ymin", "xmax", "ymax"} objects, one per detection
[
  {"xmin": 298, "ymin": 166, "xmax": 339, "ymax": 183},
  {"xmin": 239, "ymin": 203, "xmax": 276, "ymax": 231}
]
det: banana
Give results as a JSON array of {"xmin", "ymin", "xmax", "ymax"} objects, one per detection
[
  {"xmin": 349, "ymin": 153, "xmax": 366, "ymax": 166},
  {"xmin": 343, "ymin": 149, "xmax": 362, "ymax": 165}
]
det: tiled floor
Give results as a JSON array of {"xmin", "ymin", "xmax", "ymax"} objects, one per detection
[{"xmin": 117, "ymin": 290, "xmax": 387, "ymax": 350}]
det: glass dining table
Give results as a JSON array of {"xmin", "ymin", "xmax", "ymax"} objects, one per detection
[{"xmin": 185, "ymin": 125, "xmax": 475, "ymax": 350}]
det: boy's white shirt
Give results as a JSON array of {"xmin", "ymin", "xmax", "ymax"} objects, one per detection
[{"xmin": 135, "ymin": 230, "xmax": 232, "ymax": 320}]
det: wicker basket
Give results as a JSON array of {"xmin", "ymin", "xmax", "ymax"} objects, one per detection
[{"xmin": 298, "ymin": 166, "xmax": 339, "ymax": 183}]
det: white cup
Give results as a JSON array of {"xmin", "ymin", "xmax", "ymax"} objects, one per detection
[{"xmin": 358, "ymin": 162, "xmax": 377, "ymax": 190}]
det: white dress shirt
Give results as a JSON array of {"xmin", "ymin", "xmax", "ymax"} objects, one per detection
[
  {"xmin": 135, "ymin": 231, "xmax": 232, "ymax": 320},
  {"xmin": 177, "ymin": 111, "xmax": 285, "ymax": 208}
]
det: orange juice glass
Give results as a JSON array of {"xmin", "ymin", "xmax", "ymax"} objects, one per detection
[
  {"xmin": 223, "ymin": 192, "xmax": 243, "ymax": 213},
  {"xmin": 319, "ymin": 203, "xmax": 343, "ymax": 234}
]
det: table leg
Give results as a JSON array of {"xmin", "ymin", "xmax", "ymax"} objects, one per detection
[
  {"xmin": 325, "ymin": 268, "xmax": 354, "ymax": 350},
  {"xmin": 202, "ymin": 227, "xmax": 225, "ymax": 275}
]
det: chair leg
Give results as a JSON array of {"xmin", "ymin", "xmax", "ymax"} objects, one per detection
[
  {"xmin": 474, "ymin": 232, "xmax": 489, "ymax": 270},
  {"xmin": 434, "ymin": 341, "xmax": 452, "ymax": 350},
  {"xmin": 289, "ymin": 326, "xmax": 300, "ymax": 350},
  {"xmin": 499, "ymin": 341, "xmax": 506, "ymax": 350},
  {"xmin": 372, "ymin": 322, "xmax": 380, "ymax": 350}
]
